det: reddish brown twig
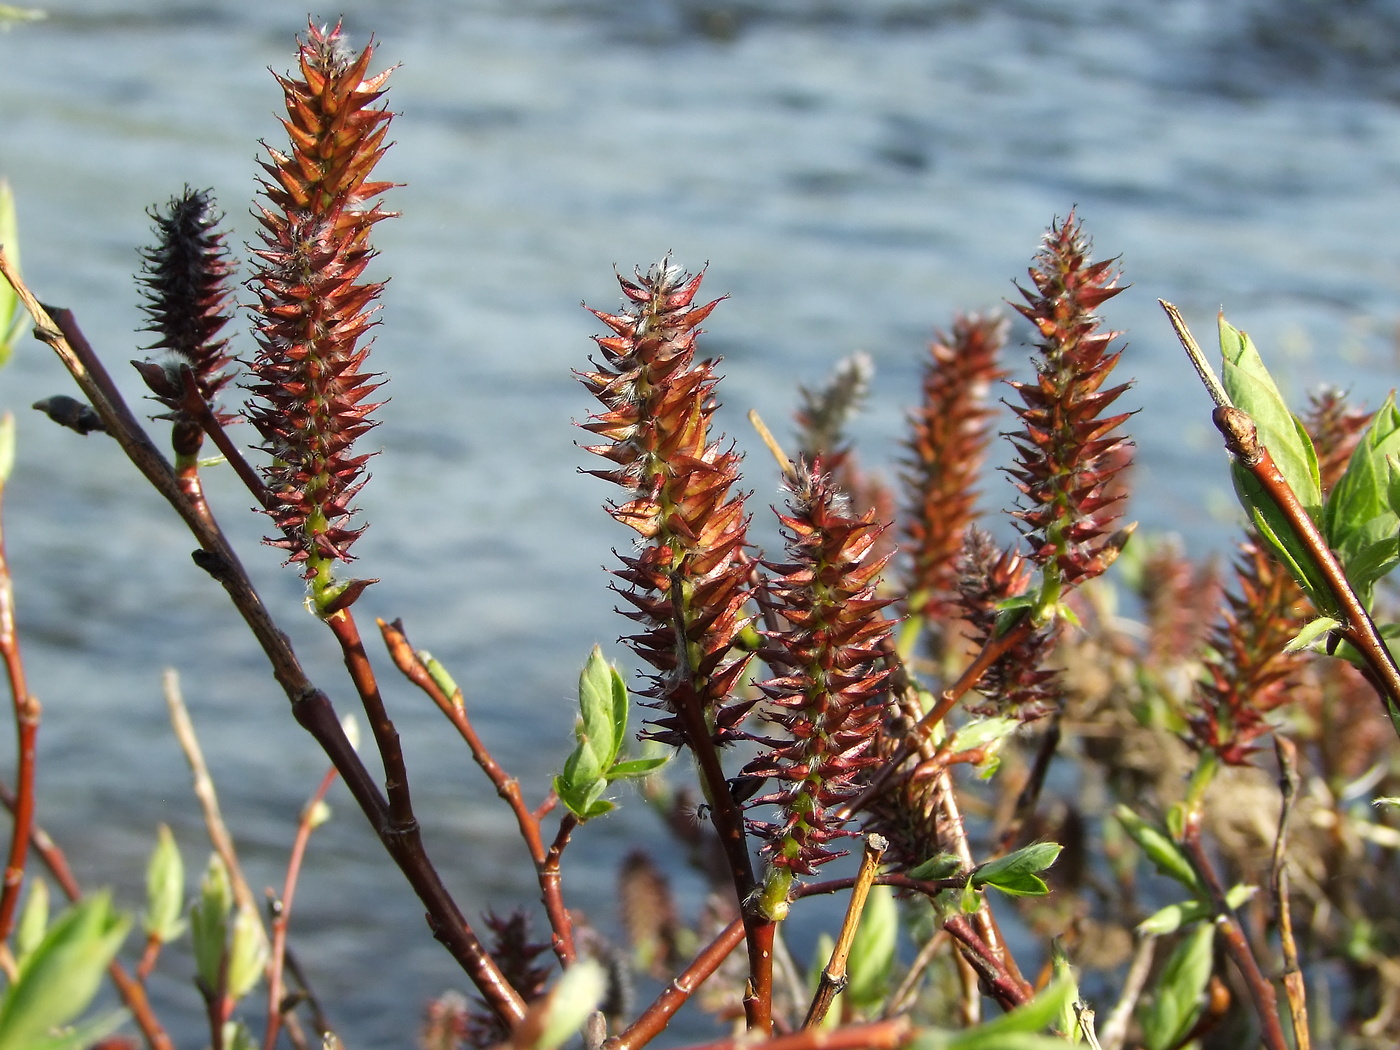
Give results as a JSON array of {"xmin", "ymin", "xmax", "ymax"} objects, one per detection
[
  {"xmin": 0, "ymin": 779, "xmax": 173, "ymax": 1050},
  {"xmin": 0, "ymin": 471, "xmax": 38, "ymax": 944},
  {"xmin": 324, "ymin": 611, "xmax": 414, "ymax": 831},
  {"xmin": 942, "ymin": 914, "xmax": 1031, "ymax": 1012},
  {"xmin": 265, "ymin": 764, "xmax": 339, "ymax": 1050},
  {"xmin": 0, "ymin": 259, "xmax": 525, "ymax": 1026},
  {"xmin": 665, "ymin": 1016, "xmax": 914, "ymax": 1050},
  {"xmin": 1212, "ymin": 405, "xmax": 1400, "ymax": 719},
  {"xmin": 1180, "ymin": 815, "xmax": 1288, "ymax": 1050},
  {"xmin": 606, "ymin": 918, "xmax": 748, "ymax": 1050},
  {"xmin": 379, "ymin": 618, "xmax": 579, "ymax": 966},
  {"xmin": 838, "ymin": 614, "xmax": 1034, "ymax": 821}
]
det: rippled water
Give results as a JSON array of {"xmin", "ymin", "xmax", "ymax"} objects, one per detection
[{"xmin": 4, "ymin": 0, "xmax": 1400, "ymax": 1043}]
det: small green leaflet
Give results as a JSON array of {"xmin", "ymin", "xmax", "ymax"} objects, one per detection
[
  {"xmin": 554, "ymin": 647, "xmax": 668, "ymax": 820},
  {"xmin": 970, "ymin": 842, "xmax": 1062, "ymax": 897},
  {"xmin": 1218, "ymin": 315, "xmax": 1320, "ymax": 512}
]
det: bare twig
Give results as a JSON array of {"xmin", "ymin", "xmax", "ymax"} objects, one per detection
[
  {"xmin": 265, "ymin": 765, "xmax": 339, "ymax": 1050},
  {"xmin": 324, "ymin": 611, "xmax": 414, "ymax": 832},
  {"xmin": 165, "ymin": 670, "xmax": 262, "ymax": 922},
  {"xmin": 379, "ymin": 618, "xmax": 578, "ymax": 966},
  {"xmin": 804, "ymin": 835, "xmax": 888, "ymax": 1029},
  {"xmin": 1271, "ymin": 737, "xmax": 1310, "ymax": 1050},
  {"xmin": 606, "ymin": 918, "xmax": 747, "ymax": 1050},
  {"xmin": 1181, "ymin": 820, "xmax": 1288, "ymax": 1050},
  {"xmin": 0, "ymin": 257, "xmax": 526, "ymax": 1026},
  {"xmin": 0, "ymin": 470, "xmax": 38, "ymax": 943},
  {"xmin": 664, "ymin": 1016, "xmax": 914, "ymax": 1050},
  {"xmin": 1097, "ymin": 933, "xmax": 1157, "ymax": 1050},
  {"xmin": 942, "ymin": 914, "xmax": 1030, "ymax": 1012}
]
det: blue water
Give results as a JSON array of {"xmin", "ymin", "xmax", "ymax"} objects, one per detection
[{"xmin": 3, "ymin": 0, "xmax": 1400, "ymax": 1044}]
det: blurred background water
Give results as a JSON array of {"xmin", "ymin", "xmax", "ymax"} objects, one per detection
[{"xmin": 4, "ymin": 0, "xmax": 1400, "ymax": 1044}]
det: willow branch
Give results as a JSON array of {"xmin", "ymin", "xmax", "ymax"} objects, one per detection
[
  {"xmin": 0, "ymin": 258, "xmax": 525, "ymax": 1025},
  {"xmin": 805, "ymin": 835, "xmax": 887, "ymax": 1029},
  {"xmin": 165, "ymin": 670, "xmax": 261, "ymax": 921},
  {"xmin": 265, "ymin": 765, "xmax": 338, "ymax": 1050},
  {"xmin": 1213, "ymin": 405, "xmax": 1400, "ymax": 721},
  {"xmin": 324, "ymin": 611, "xmax": 414, "ymax": 831},
  {"xmin": 605, "ymin": 917, "xmax": 748, "ymax": 1050},
  {"xmin": 0, "ymin": 476, "xmax": 38, "ymax": 944},
  {"xmin": 1181, "ymin": 820, "xmax": 1288, "ymax": 1050},
  {"xmin": 379, "ymin": 618, "xmax": 577, "ymax": 966},
  {"xmin": 665, "ymin": 1016, "xmax": 914, "ymax": 1050}
]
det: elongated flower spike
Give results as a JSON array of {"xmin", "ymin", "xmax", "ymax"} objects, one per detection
[
  {"xmin": 901, "ymin": 313, "xmax": 1008, "ymax": 629},
  {"xmin": 578, "ymin": 260, "xmax": 754, "ymax": 747},
  {"xmin": 743, "ymin": 460, "xmax": 894, "ymax": 915},
  {"xmin": 245, "ymin": 21, "xmax": 396, "ymax": 614},
  {"xmin": 1007, "ymin": 213, "xmax": 1134, "ymax": 612},
  {"xmin": 134, "ymin": 187, "xmax": 237, "ymax": 458},
  {"xmin": 955, "ymin": 527, "xmax": 1060, "ymax": 722}
]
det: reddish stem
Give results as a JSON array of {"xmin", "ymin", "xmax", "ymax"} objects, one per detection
[
  {"xmin": 178, "ymin": 368, "xmax": 273, "ymax": 511},
  {"xmin": 942, "ymin": 914, "xmax": 1031, "ymax": 1011},
  {"xmin": 667, "ymin": 1016, "xmax": 914, "ymax": 1050},
  {"xmin": 840, "ymin": 616, "xmax": 1034, "ymax": 819},
  {"xmin": 379, "ymin": 618, "xmax": 578, "ymax": 966},
  {"xmin": 1212, "ymin": 406, "xmax": 1400, "ymax": 721},
  {"xmin": 325, "ymin": 611, "xmax": 414, "ymax": 831},
  {"xmin": 0, "ymin": 482, "xmax": 38, "ymax": 944},
  {"xmin": 606, "ymin": 918, "xmax": 747, "ymax": 1050},
  {"xmin": 265, "ymin": 765, "xmax": 339, "ymax": 1050},
  {"xmin": 1181, "ymin": 814, "xmax": 1288, "ymax": 1050}
]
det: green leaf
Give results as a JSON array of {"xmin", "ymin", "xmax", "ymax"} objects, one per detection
[
  {"xmin": 190, "ymin": 854, "xmax": 232, "ymax": 993},
  {"xmin": 225, "ymin": 905, "xmax": 268, "ymax": 1002},
  {"xmin": 0, "ymin": 180, "xmax": 20, "ymax": 364},
  {"xmin": 417, "ymin": 650, "xmax": 463, "ymax": 710},
  {"xmin": 1324, "ymin": 394, "xmax": 1400, "ymax": 563},
  {"xmin": 1138, "ymin": 883, "xmax": 1256, "ymax": 936},
  {"xmin": 1141, "ymin": 922, "xmax": 1216, "ymax": 1050},
  {"xmin": 1219, "ymin": 315, "xmax": 1320, "ymax": 511},
  {"xmin": 143, "ymin": 823, "xmax": 187, "ymax": 943},
  {"xmin": 535, "ymin": 960, "xmax": 607, "ymax": 1050},
  {"xmin": 908, "ymin": 852, "xmax": 963, "ymax": 881},
  {"xmin": 1230, "ymin": 459, "xmax": 1335, "ymax": 616},
  {"xmin": 221, "ymin": 1022, "xmax": 259, "ymax": 1050},
  {"xmin": 22, "ymin": 1008, "xmax": 127, "ymax": 1050},
  {"xmin": 971, "ymin": 842, "xmax": 1061, "ymax": 898},
  {"xmin": 1113, "ymin": 806, "xmax": 1203, "ymax": 894},
  {"xmin": 13, "ymin": 880, "xmax": 47, "ymax": 973},
  {"xmin": 1285, "ymin": 616, "xmax": 1341, "ymax": 654},
  {"xmin": 845, "ymin": 884, "xmax": 896, "ymax": 1010},
  {"xmin": 557, "ymin": 647, "xmax": 641, "ymax": 819},
  {"xmin": 951, "ymin": 716, "xmax": 1020, "ymax": 754},
  {"xmin": 1050, "ymin": 954, "xmax": 1081, "ymax": 1041},
  {"xmin": 936, "ymin": 977, "xmax": 1076, "ymax": 1049},
  {"xmin": 606, "ymin": 756, "xmax": 669, "ymax": 779},
  {"xmin": 553, "ymin": 771, "xmax": 610, "ymax": 821},
  {"xmin": 578, "ymin": 645, "xmax": 627, "ymax": 770},
  {"xmin": 0, "ymin": 891, "xmax": 130, "ymax": 1050}
]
